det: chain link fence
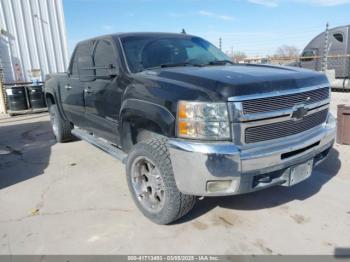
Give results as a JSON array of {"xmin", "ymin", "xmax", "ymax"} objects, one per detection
[
  {"xmin": 235, "ymin": 54, "xmax": 350, "ymax": 90},
  {"xmin": 0, "ymin": 67, "xmax": 8, "ymax": 114}
]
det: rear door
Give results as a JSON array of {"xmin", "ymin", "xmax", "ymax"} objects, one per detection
[
  {"xmin": 84, "ymin": 37, "xmax": 122, "ymax": 144},
  {"xmin": 60, "ymin": 41, "xmax": 94, "ymax": 128}
]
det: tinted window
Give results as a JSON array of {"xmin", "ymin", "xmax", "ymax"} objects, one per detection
[
  {"xmin": 121, "ymin": 36, "xmax": 230, "ymax": 73},
  {"xmin": 70, "ymin": 51, "xmax": 79, "ymax": 76},
  {"xmin": 94, "ymin": 39, "xmax": 117, "ymax": 76},
  {"xmin": 333, "ymin": 33, "xmax": 344, "ymax": 43},
  {"xmin": 76, "ymin": 41, "xmax": 94, "ymax": 77},
  {"xmin": 301, "ymin": 50, "xmax": 316, "ymax": 62}
]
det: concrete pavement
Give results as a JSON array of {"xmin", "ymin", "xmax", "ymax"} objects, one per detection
[{"xmin": 0, "ymin": 93, "xmax": 349, "ymax": 255}]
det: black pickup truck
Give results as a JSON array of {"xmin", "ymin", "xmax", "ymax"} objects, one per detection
[{"xmin": 45, "ymin": 32, "xmax": 336, "ymax": 224}]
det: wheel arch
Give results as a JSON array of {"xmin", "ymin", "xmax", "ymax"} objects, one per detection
[
  {"xmin": 45, "ymin": 92, "xmax": 56, "ymax": 106},
  {"xmin": 45, "ymin": 90, "xmax": 69, "ymax": 122},
  {"xmin": 119, "ymin": 99, "xmax": 176, "ymax": 151}
]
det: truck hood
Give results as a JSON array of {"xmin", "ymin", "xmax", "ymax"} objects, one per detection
[{"xmin": 142, "ymin": 64, "xmax": 328, "ymax": 100}]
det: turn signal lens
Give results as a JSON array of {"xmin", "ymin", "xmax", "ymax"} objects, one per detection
[
  {"xmin": 323, "ymin": 113, "xmax": 336, "ymax": 129},
  {"xmin": 178, "ymin": 102, "xmax": 188, "ymax": 119}
]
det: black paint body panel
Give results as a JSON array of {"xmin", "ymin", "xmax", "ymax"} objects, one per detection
[{"xmin": 44, "ymin": 33, "xmax": 329, "ymax": 149}]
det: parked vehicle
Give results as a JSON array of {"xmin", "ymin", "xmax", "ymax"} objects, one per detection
[
  {"xmin": 297, "ymin": 25, "xmax": 350, "ymax": 90},
  {"xmin": 45, "ymin": 33, "xmax": 336, "ymax": 224}
]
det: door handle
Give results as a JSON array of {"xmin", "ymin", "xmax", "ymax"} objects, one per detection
[
  {"xmin": 84, "ymin": 86, "xmax": 93, "ymax": 94},
  {"xmin": 65, "ymin": 84, "xmax": 72, "ymax": 90}
]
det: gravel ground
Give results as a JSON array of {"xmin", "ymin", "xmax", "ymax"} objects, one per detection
[{"xmin": 0, "ymin": 92, "xmax": 349, "ymax": 255}]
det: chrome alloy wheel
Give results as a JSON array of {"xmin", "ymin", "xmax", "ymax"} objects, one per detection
[{"xmin": 130, "ymin": 156, "xmax": 166, "ymax": 213}]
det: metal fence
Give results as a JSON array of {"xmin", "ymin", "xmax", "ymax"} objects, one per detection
[
  {"xmin": 239, "ymin": 54, "xmax": 350, "ymax": 78},
  {"xmin": 0, "ymin": 67, "xmax": 7, "ymax": 114}
]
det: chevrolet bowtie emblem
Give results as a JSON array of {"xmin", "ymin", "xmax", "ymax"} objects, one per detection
[{"xmin": 291, "ymin": 106, "xmax": 308, "ymax": 120}]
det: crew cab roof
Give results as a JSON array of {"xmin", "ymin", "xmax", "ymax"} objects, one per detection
[
  {"xmin": 77, "ymin": 32, "xmax": 196, "ymax": 44},
  {"xmin": 116, "ymin": 32, "xmax": 196, "ymax": 39}
]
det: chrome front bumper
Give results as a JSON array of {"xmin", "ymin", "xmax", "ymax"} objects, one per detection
[{"xmin": 167, "ymin": 121, "xmax": 336, "ymax": 196}]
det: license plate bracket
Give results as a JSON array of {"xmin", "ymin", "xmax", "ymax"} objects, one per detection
[{"xmin": 287, "ymin": 159, "xmax": 314, "ymax": 186}]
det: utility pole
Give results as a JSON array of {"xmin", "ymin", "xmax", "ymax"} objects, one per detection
[
  {"xmin": 219, "ymin": 37, "xmax": 222, "ymax": 50},
  {"xmin": 322, "ymin": 22, "xmax": 330, "ymax": 72}
]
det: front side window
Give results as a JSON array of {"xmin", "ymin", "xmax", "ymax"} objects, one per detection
[
  {"xmin": 76, "ymin": 41, "xmax": 94, "ymax": 77},
  {"xmin": 94, "ymin": 39, "xmax": 117, "ymax": 77},
  {"xmin": 121, "ymin": 36, "xmax": 230, "ymax": 73}
]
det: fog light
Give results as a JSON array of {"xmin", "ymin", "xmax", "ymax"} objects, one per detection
[{"xmin": 206, "ymin": 180, "xmax": 239, "ymax": 193}]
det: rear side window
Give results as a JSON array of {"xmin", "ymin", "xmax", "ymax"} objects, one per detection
[
  {"xmin": 93, "ymin": 39, "xmax": 117, "ymax": 77},
  {"xmin": 70, "ymin": 53, "xmax": 79, "ymax": 76},
  {"xmin": 69, "ymin": 49, "xmax": 79, "ymax": 76}
]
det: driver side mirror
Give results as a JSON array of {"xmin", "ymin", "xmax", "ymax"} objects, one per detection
[
  {"xmin": 96, "ymin": 64, "xmax": 119, "ymax": 79},
  {"xmin": 107, "ymin": 64, "xmax": 119, "ymax": 78}
]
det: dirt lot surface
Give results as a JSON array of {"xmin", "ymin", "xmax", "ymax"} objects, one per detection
[{"xmin": 0, "ymin": 92, "xmax": 349, "ymax": 255}]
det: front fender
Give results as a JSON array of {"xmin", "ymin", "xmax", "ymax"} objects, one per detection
[{"xmin": 120, "ymin": 99, "xmax": 175, "ymax": 137}]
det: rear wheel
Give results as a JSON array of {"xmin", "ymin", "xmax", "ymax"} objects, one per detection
[
  {"xmin": 126, "ymin": 137, "xmax": 196, "ymax": 224},
  {"xmin": 49, "ymin": 104, "xmax": 74, "ymax": 142}
]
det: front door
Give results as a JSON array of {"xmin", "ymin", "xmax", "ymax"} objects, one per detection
[{"xmin": 84, "ymin": 38, "xmax": 123, "ymax": 145}]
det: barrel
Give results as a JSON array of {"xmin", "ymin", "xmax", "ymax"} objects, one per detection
[
  {"xmin": 337, "ymin": 104, "xmax": 350, "ymax": 145},
  {"xmin": 27, "ymin": 84, "xmax": 46, "ymax": 109},
  {"xmin": 5, "ymin": 86, "xmax": 28, "ymax": 111}
]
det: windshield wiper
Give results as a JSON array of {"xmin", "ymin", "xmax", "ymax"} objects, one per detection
[
  {"xmin": 207, "ymin": 60, "xmax": 234, "ymax": 66},
  {"xmin": 144, "ymin": 62, "xmax": 202, "ymax": 71}
]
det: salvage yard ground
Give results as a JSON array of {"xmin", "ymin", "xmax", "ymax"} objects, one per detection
[{"xmin": 0, "ymin": 92, "xmax": 349, "ymax": 255}]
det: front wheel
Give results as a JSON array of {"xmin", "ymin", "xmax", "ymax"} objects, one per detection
[{"xmin": 126, "ymin": 137, "xmax": 196, "ymax": 224}]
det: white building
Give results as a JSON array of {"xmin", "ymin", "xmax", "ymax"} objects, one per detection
[{"xmin": 0, "ymin": 0, "xmax": 68, "ymax": 83}]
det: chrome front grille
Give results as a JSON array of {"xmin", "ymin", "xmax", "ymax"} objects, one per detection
[
  {"xmin": 242, "ymin": 87, "xmax": 330, "ymax": 115},
  {"xmin": 245, "ymin": 109, "xmax": 328, "ymax": 144}
]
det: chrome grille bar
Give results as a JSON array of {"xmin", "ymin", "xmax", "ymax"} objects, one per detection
[
  {"xmin": 242, "ymin": 87, "xmax": 330, "ymax": 115},
  {"xmin": 245, "ymin": 109, "xmax": 328, "ymax": 144}
]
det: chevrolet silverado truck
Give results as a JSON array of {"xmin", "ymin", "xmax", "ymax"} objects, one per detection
[{"xmin": 45, "ymin": 33, "xmax": 336, "ymax": 224}]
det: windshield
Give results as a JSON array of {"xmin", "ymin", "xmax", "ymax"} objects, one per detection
[{"xmin": 120, "ymin": 35, "xmax": 231, "ymax": 73}]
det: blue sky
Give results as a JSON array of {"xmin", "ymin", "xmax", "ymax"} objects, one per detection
[{"xmin": 63, "ymin": 0, "xmax": 350, "ymax": 57}]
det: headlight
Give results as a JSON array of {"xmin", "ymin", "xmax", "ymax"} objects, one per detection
[{"xmin": 176, "ymin": 101, "xmax": 231, "ymax": 140}]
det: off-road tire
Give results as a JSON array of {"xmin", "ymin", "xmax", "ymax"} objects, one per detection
[
  {"xmin": 126, "ymin": 137, "xmax": 196, "ymax": 224},
  {"xmin": 49, "ymin": 104, "xmax": 74, "ymax": 143},
  {"xmin": 136, "ymin": 129, "xmax": 161, "ymax": 143}
]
